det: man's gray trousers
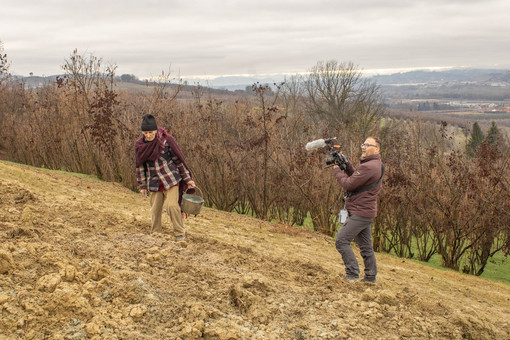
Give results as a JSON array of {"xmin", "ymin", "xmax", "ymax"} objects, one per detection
[{"xmin": 335, "ymin": 214, "xmax": 377, "ymax": 279}]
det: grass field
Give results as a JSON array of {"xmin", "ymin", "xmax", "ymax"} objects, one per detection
[
  {"xmin": 379, "ymin": 235, "xmax": 510, "ymax": 285},
  {"xmin": 413, "ymin": 250, "xmax": 510, "ymax": 285}
]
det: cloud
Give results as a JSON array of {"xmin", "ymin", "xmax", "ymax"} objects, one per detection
[{"xmin": 1, "ymin": 0, "xmax": 509, "ymax": 77}]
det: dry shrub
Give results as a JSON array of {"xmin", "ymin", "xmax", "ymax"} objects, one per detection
[
  {"xmin": 1, "ymin": 51, "xmax": 508, "ymax": 276},
  {"xmin": 377, "ymin": 119, "xmax": 510, "ymax": 274}
]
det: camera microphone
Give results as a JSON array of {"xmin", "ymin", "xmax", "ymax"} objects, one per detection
[
  {"xmin": 305, "ymin": 137, "xmax": 336, "ymax": 151},
  {"xmin": 305, "ymin": 139, "xmax": 327, "ymax": 151}
]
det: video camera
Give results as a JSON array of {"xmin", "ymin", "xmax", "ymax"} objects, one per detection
[{"xmin": 305, "ymin": 137, "xmax": 348, "ymax": 170}]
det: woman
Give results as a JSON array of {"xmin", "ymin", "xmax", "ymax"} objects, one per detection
[{"xmin": 134, "ymin": 114, "xmax": 195, "ymax": 240}]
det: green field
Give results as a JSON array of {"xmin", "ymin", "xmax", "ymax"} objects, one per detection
[
  {"xmin": 379, "ymin": 237, "xmax": 510, "ymax": 285},
  {"xmin": 410, "ymin": 250, "xmax": 510, "ymax": 285}
]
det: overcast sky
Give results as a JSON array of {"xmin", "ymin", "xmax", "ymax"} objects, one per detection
[{"xmin": 1, "ymin": 0, "xmax": 510, "ymax": 79}]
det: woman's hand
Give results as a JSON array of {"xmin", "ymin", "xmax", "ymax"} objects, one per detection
[{"xmin": 187, "ymin": 180, "xmax": 196, "ymax": 189}]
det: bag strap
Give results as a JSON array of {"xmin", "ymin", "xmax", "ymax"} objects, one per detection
[{"xmin": 345, "ymin": 163, "xmax": 385, "ymax": 198}]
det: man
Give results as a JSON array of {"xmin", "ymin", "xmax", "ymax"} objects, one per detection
[
  {"xmin": 333, "ymin": 137, "xmax": 383, "ymax": 283},
  {"xmin": 134, "ymin": 114, "xmax": 195, "ymax": 241}
]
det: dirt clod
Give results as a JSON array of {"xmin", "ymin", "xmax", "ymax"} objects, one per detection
[
  {"xmin": 0, "ymin": 250, "xmax": 14, "ymax": 274},
  {"xmin": 36, "ymin": 273, "xmax": 62, "ymax": 293}
]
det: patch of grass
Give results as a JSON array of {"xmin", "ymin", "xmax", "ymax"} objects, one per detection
[
  {"xmin": 375, "ymin": 229, "xmax": 510, "ymax": 285},
  {"xmin": 296, "ymin": 212, "xmax": 315, "ymax": 231},
  {"xmin": 51, "ymin": 169, "xmax": 98, "ymax": 180},
  {"xmin": 0, "ymin": 160, "xmax": 99, "ymax": 180},
  {"xmin": 479, "ymin": 252, "xmax": 510, "ymax": 284},
  {"xmin": 386, "ymin": 245, "xmax": 510, "ymax": 285}
]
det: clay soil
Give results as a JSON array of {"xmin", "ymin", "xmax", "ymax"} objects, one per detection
[{"xmin": 1, "ymin": 161, "xmax": 509, "ymax": 339}]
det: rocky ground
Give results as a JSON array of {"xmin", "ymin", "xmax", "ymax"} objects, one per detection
[{"xmin": 0, "ymin": 160, "xmax": 509, "ymax": 339}]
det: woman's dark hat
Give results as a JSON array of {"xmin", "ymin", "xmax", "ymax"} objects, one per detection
[{"xmin": 141, "ymin": 114, "xmax": 158, "ymax": 131}]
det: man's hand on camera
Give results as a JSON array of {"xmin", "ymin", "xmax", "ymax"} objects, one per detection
[
  {"xmin": 335, "ymin": 153, "xmax": 348, "ymax": 171},
  {"xmin": 339, "ymin": 155, "xmax": 348, "ymax": 170}
]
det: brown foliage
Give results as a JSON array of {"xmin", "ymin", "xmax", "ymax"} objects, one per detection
[
  {"xmin": 1, "ymin": 51, "xmax": 508, "ymax": 276},
  {"xmin": 377, "ymin": 119, "xmax": 510, "ymax": 274}
]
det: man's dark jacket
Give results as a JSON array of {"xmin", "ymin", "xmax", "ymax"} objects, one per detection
[{"xmin": 333, "ymin": 154, "xmax": 383, "ymax": 218}]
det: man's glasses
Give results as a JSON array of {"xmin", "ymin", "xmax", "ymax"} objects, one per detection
[{"xmin": 361, "ymin": 143, "xmax": 378, "ymax": 148}]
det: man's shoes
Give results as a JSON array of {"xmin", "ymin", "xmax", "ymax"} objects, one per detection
[
  {"xmin": 344, "ymin": 275, "xmax": 359, "ymax": 282},
  {"xmin": 175, "ymin": 233, "xmax": 186, "ymax": 241},
  {"xmin": 361, "ymin": 276, "xmax": 376, "ymax": 283}
]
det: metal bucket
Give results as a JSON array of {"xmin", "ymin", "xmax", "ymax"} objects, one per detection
[{"xmin": 181, "ymin": 187, "xmax": 204, "ymax": 216}]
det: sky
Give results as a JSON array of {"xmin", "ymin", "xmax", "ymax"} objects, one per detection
[{"xmin": 1, "ymin": 0, "xmax": 510, "ymax": 80}]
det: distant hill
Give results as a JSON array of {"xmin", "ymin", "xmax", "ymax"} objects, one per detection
[
  {"xmin": 12, "ymin": 74, "xmax": 240, "ymax": 98},
  {"xmin": 471, "ymin": 71, "xmax": 510, "ymax": 85},
  {"xmin": 194, "ymin": 75, "xmax": 288, "ymax": 91},
  {"xmin": 369, "ymin": 68, "xmax": 510, "ymax": 85},
  {"xmin": 11, "ymin": 68, "xmax": 510, "ymax": 93},
  {"xmin": 195, "ymin": 69, "xmax": 510, "ymax": 90}
]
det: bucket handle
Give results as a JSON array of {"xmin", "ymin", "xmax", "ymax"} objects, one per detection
[{"xmin": 185, "ymin": 186, "xmax": 203, "ymax": 197}]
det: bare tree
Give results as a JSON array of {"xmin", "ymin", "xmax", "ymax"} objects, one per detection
[
  {"xmin": 251, "ymin": 82, "xmax": 284, "ymax": 219},
  {"xmin": 304, "ymin": 60, "xmax": 383, "ymax": 137},
  {"xmin": 60, "ymin": 49, "xmax": 120, "ymax": 177},
  {"xmin": 0, "ymin": 41, "xmax": 10, "ymax": 85},
  {"xmin": 280, "ymin": 74, "xmax": 304, "ymax": 116},
  {"xmin": 0, "ymin": 41, "xmax": 11, "ymax": 154},
  {"xmin": 148, "ymin": 68, "xmax": 183, "ymax": 118},
  {"xmin": 62, "ymin": 49, "xmax": 117, "ymax": 104}
]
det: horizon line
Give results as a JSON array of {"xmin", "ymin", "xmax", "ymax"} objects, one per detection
[{"xmin": 12, "ymin": 65, "xmax": 510, "ymax": 82}]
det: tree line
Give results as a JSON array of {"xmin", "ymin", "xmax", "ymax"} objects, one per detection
[{"xmin": 1, "ymin": 46, "xmax": 509, "ymax": 277}]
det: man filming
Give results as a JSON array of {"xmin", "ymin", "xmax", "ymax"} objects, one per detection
[{"xmin": 333, "ymin": 137, "xmax": 383, "ymax": 283}]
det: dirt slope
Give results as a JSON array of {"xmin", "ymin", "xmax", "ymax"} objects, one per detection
[{"xmin": 0, "ymin": 161, "xmax": 509, "ymax": 340}]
